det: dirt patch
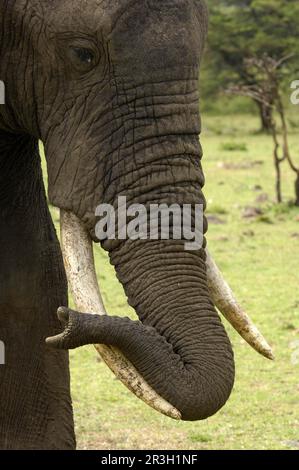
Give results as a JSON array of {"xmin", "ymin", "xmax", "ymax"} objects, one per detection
[{"xmin": 218, "ymin": 160, "xmax": 264, "ymax": 170}]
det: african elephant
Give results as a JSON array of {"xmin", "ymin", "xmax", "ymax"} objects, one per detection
[{"xmin": 0, "ymin": 0, "xmax": 273, "ymax": 450}]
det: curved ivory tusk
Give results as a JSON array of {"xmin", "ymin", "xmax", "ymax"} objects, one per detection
[
  {"xmin": 206, "ymin": 249, "xmax": 274, "ymax": 360},
  {"xmin": 59, "ymin": 210, "xmax": 181, "ymax": 420}
]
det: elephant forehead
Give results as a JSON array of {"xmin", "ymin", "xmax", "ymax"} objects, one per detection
[
  {"xmin": 41, "ymin": 1, "xmax": 206, "ymax": 49},
  {"xmin": 106, "ymin": 1, "xmax": 207, "ymax": 70}
]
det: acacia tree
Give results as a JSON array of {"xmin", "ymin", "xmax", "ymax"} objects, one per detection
[
  {"xmin": 205, "ymin": 0, "xmax": 299, "ymax": 132},
  {"xmin": 226, "ymin": 55, "xmax": 299, "ymax": 205}
]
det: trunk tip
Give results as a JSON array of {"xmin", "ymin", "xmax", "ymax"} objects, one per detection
[{"xmin": 57, "ymin": 306, "xmax": 70, "ymax": 324}]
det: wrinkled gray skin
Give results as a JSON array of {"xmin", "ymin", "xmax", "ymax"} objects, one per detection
[{"xmin": 0, "ymin": 0, "xmax": 235, "ymax": 449}]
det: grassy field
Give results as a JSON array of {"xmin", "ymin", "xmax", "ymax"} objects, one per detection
[{"xmin": 46, "ymin": 112, "xmax": 299, "ymax": 450}]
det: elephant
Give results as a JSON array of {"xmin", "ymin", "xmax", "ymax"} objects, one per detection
[{"xmin": 0, "ymin": 0, "xmax": 273, "ymax": 450}]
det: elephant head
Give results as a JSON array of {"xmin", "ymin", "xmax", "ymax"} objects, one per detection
[{"xmin": 1, "ymin": 0, "xmax": 273, "ymax": 422}]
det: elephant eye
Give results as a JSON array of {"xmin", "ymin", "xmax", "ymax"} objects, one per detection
[{"xmin": 69, "ymin": 46, "xmax": 96, "ymax": 72}]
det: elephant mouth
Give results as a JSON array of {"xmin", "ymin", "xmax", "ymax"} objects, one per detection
[{"xmin": 47, "ymin": 209, "xmax": 274, "ymax": 420}]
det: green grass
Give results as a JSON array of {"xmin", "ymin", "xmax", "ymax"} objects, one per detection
[
  {"xmin": 219, "ymin": 142, "xmax": 248, "ymax": 152},
  {"xmin": 45, "ymin": 112, "xmax": 299, "ymax": 450}
]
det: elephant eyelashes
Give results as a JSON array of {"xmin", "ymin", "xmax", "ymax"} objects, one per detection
[{"xmin": 69, "ymin": 46, "xmax": 96, "ymax": 72}]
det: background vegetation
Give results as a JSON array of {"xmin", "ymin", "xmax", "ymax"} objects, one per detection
[
  {"xmin": 44, "ymin": 0, "xmax": 299, "ymax": 450},
  {"xmin": 201, "ymin": 0, "xmax": 299, "ymax": 120}
]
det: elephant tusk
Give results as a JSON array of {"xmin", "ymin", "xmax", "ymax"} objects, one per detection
[
  {"xmin": 206, "ymin": 249, "xmax": 274, "ymax": 360},
  {"xmin": 59, "ymin": 209, "xmax": 182, "ymax": 420}
]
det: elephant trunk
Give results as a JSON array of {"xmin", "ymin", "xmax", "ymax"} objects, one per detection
[
  {"xmin": 107, "ymin": 238, "xmax": 235, "ymax": 420},
  {"xmin": 46, "ymin": 80, "xmax": 272, "ymax": 419},
  {"xmin": 52, "ymin": 238, "xmax": 235, "ymax": 421},
  {"xmin": 49, "ymin": 133, "xmax": 236, "ymax": 420}
]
